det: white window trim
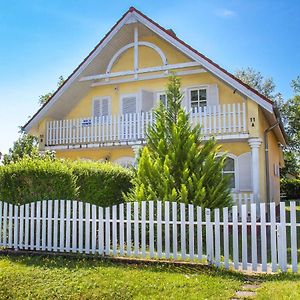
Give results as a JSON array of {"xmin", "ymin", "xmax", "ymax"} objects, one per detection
[
  {"xmin": 92, "ymin": 96, "xmax": 112, "ymax": 117},
  {"xmin": 120, "ymin": 93, "xmax": 139, "ymax": 114}
]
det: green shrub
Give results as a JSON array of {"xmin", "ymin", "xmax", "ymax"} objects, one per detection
[
  {"xmin": 0, "ymin": 158, "xmax": 133, "ymax": 206},
  {"xmin": 0, "ymin": 158, "xmax": 77, "ymax": 205},
  {"xmin": 281, "ymin": 178, "xmax": 300, "ymax": 200},
  {"xmin": 71, "ymin": 160, "xmax": 133, "ymax": 207}
]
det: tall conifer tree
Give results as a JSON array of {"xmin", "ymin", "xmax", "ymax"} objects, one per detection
[{"xmin": 126, "ymin": 76, "xmax": 232, "ymax": 208}]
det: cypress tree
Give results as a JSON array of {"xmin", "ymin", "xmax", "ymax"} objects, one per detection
[{"xmin": 126, "ymin": 75, "xmax": 232, "ymax": 208}]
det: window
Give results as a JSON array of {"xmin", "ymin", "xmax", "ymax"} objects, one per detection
[
  {"xmin": 222, "ymin": 157, "xmax": 236, "ymax": 189},
  {"xmin": 93, "ymin": 97, "xmax": 110, "ymax": 118},
  {"xmin": 157, "ymin": 93, "xmax": 167, "ymax": 107},
  {"xmin": 190, "ymin": 88, "xmax": 207, "ymax": 112}
]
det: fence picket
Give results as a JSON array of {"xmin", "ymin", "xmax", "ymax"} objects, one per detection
[
  {"xmin": 8, "ymin": 204, "xmax": 13, "ymax": 248},
  {"xmin": 197, "ymin": 207, "xmax": 202, "ymax": 261},
  {"xmin": 270, "ymin": 202, "xmax": 277, "ymax": 272},
  {"xmin": 149, "ymin": 201, "xmax": 154, "ymax": 258},
  {"xmin": 72, "ymin": 201, "xmax": 78, "ymax": 253},
  {"xmin": 232, "ymin": 206, "xmax": 239, "ymax": 270},
  {"xmin": 78, "ymin": 202, "xmax": 83, "ymax": 253},
  {"xmin": 188, "ymin": 204, "xmax": 195, "ymax": 260},
  {"xmin": 141, "ymin": 202, "xmax": 146, "ymax": 257},
  {"xmin": 60, "ymin": 200, "xmax": 65, "ymax": 252},
  {"xmin": 157, "ymin": 201, "xmax": 162, "ymax": 258},
  {"xmin": 24, "ymin": 204, "xmax": 29, "ymax": 250},
  {"xmin": 278, "ymin": 202, "xmax": 287, "ymax": 272},
  {"xmin": 223, "ymin": 207, "xmax": 229, "ymax": 269},
  {"xmin": 180, "ymin": 203, "xmax": 186, "ymax": 260},
  {"xmin": 260, "ymin": 203, "xmax": 267, "ymax": 272},
  {"xmin": 126, "ymin": 203, "xmax": 131, "ymax": 256},
  {"xmin": 30, "ymin": 202, "xmax": 35, "ymax": 250},
  {"xmin": 119, "ymin": 203, "xmax": 124, "ymax": 256},
  {"xmin": 290, "ymin": 201, "xmax": 298, "ymax": 273},
  {"xmin": 53, "ymin": 200, "xmax": 59, "ymax": 252},
  {"xmin": 165, "ymin": 201, "xmax": 170, "ymax": 259},
  {"xmin": 172, "ymin": 202, "xmax": 177, "ymax": 259},
  {"xmin": 47, "ymin": 200, "xmax": 52, "ymax": 251},
  {"xmin": 98, "ymin": 207, "xmax": 104, "ymax": 255},
  {"xmin": 251, "ymin": 203, "xmax": 257, "ymax": 271},
  {"xmin": 112, "ymin": 205, "xmax": 117, "ymax": 256},
  {"xmin": 241, "ymin": 204, "xmax": 248, "ymax": 270},
  {"xmin": 134, "ymin": 202, "xmax": 139, "ymax": 256},
  {"xmin": 13, "ymin": 205, "xmax": 19, "ymax": 249},
  {"xmin": 66, "ymin": 201, "xmax": 71, "ymax": 252},
  {"xmin": 214, "ymin": 208, "xmax": 220, "ymax": 267},
  {"xmin": 19, "ymin": 205, "xmax": 24, "ymax": 249},
  {"xmin": 41, "ymin": 201, "xmax": 46, "ymax": 251},
  {"xmin": 105, "ymin": 207, "xmax": 110, "ymax": 255},
  {"xmin": 91, "ymin": 205, "xmax": 97, "ymax": 254},
  {"xmin": 36, "ymin": 201, "xmax": 41, "ymax": 251},
  {"xmin": 205, "ymin": 208, "xmax": 212, "ymax": 264}
]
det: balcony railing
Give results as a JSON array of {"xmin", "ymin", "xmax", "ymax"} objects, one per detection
[{"xmin": 45, "ymin": 103, "xmax": 247, "ymax": 147}]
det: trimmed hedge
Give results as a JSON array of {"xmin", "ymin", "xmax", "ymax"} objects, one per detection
[
  {"xmin": 71, "ymin": 160, "xmax": 133, "ymax": 207},
  {"xmin": 0, "ymin": 158, "xmax": 133, "ymax": 206},
  {"xmin": 281, "ymin": 178, "xmax": 300, "ymax": 200}
]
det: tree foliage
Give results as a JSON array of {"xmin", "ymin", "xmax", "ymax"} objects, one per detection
[
  {"xmin": 3, "ymin": 130, "xmax": 55, "ymax": 165},
  {"xmin": 126, "ymin": 76, "xmax": 232, "ymax": 208}
]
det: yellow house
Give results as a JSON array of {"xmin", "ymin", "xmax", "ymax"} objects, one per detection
[{"xmin": 23, "ymin": 7, "xmax": 286, "ymax": 204}]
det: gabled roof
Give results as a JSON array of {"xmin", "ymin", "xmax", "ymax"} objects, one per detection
[{"xmin": 24, "ymin": 6, "xmax": 285, "ymax": 142}]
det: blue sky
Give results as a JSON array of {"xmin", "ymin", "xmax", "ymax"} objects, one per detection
[{"xmin": 0, "ymin": 0, "xmax": 299, "ymax": 155}]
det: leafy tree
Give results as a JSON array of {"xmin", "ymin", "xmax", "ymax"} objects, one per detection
[
  {"xmin": 3, "ymin": 130, "xmax": 39, "ymax": 164},
  {"xmin": 3, "ymin": 131, "xmax": 55, "ymax": 165},
  {"xmin": 235, "ymin": 67, "xmax": 282, "ymax": 102},
  {"xmin": 125, "ymin": 76, "xmax": 232, "ymax": 208},
  {"xmin": 38, "ymin": 75, "xmax": 65, "ymax": 106}
]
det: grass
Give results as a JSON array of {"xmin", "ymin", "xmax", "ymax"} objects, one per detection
[
  {"xmin": 256, "ymin": 273, "xmax": 300, "ymax": 299},
  {"xmin": 0, "ymin": 254, "xmax": 245, "ymax": 300}
]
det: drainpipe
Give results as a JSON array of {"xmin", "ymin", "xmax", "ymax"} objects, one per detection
[{"xmin": 264, "ymin": 121, "xmax": 279, "ymax": 204}]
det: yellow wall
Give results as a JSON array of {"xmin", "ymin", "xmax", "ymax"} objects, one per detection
[{"xmin": 55, "ymin": 146, "xmax": 134, "ymax": 162}]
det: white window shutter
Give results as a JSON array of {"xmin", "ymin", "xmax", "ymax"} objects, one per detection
[
  {"xmin": 238, "ymin": 152, "xmax": 252, "ymax": 191},
  {"xmin": 101, "ymin": 97, "xmax": 109, "ymax": 116},
  {"xmin": 207, "ymin": 84, "xmax": 219, "ymax": 106},
  {"xmin": 141, "ymin": 90, "xmax": 154, "ymax": 112},
  {"xmin": 122, "ymin": 96, "xmax": 136, "ymax": 114},
  {"xmin": 93, "ymin": 98, "xmax": 101, "ymax": 118}
]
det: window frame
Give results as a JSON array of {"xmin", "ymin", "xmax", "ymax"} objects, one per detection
[{"xmin": 187, "ymin": 85, "xmax": 208, "ymax": 112}]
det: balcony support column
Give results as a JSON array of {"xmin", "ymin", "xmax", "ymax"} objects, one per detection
[{"xmin": 248, "ymin": 138, "xmax": 262, "ymax": 204}]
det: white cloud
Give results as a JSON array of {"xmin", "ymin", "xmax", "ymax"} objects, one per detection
[{"xmin": 215, "ymin": 8, "xmax": 237, "ymax": 18}]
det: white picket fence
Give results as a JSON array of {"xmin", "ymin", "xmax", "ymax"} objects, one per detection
[
  {"xmin": 0, "ymin": 200, "xmax": 298, "ymax": 273},
  {"xmin": 45, "ymin": 103, "xmax": 247, "ymax": 146}
]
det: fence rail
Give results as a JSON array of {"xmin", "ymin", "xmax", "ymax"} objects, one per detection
[
  {"xmin": 45, "ymin": 103, "xmax": 247, "ymax": 146},
  {"xmin": 0, "ymin": 200, "xmax": 297, "ymax": 273}
]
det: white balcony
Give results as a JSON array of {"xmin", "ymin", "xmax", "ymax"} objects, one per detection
[{"xmin": 45, "ymin": 103, "xmax": 248, "ymax": 148}]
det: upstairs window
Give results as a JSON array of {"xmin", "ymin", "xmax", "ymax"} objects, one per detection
[
  {"xmin": 93, "ymin": 97, "xmax": 110, "ymax": 118},
  {"xmin": 190, "ymin": 88, "xmax": 207, "ymax": 112}
]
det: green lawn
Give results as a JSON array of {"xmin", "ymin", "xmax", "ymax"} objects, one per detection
[
  {"xmin": 0, "ymin": 254, "xmax": 244, "ymax": 300},
  {"xmin": 256, "ymin": 273, "xmax": 300, "ymax": 299}
]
